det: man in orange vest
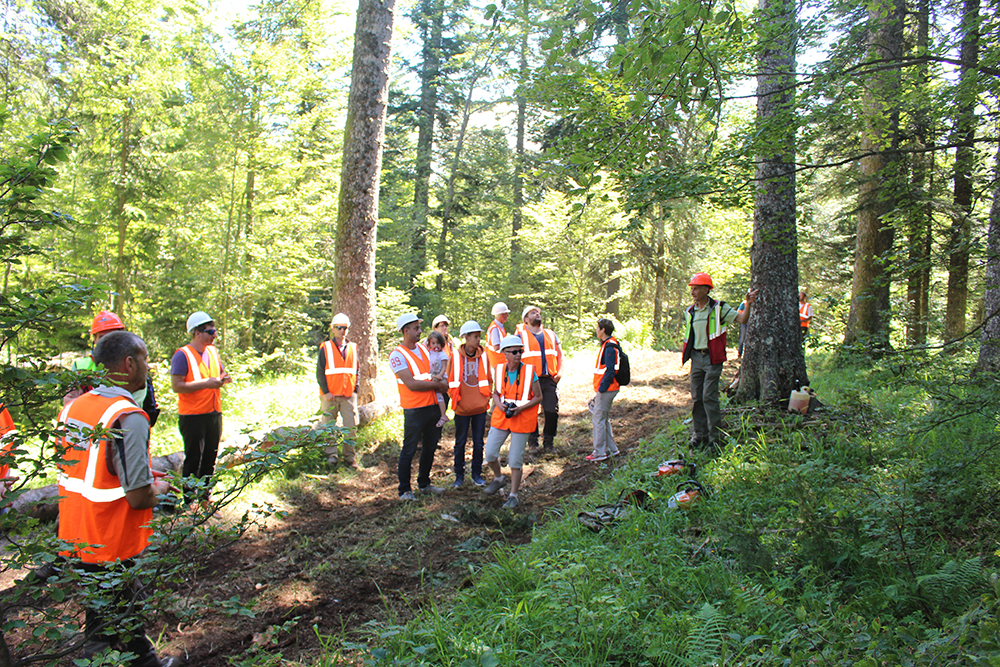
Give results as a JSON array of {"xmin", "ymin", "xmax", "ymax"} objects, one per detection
[
  {"xmin": 389, "ymin": 313, "xmax": 450, "ymax": 500},
  {"xmin": 588, "ymin": 318, "xmax": 622, "ymax": 462},
  {"xmin": 56, "ymin": 330, "xmax": 176, "ymax": 666},
  {"xmin": 799, "ymin": 291, "xmax": 813, "ymax": 342},
  {"xmin": 482, "ymin": 335, "xmax": 542, "ymax": 509},
  {"xmin": 0, "ymin": 405, "xmax": 18, "ymax": 507},
  {"xmin": 682, "ymin": 273, "xmax": 757, "ymax": 449},
  {"xmin": 448, "ymin": 321, "xmax": 493, "ymax": 488},
  {"xmin": 485, "ymin": 302, "xmax": 509, "ymax": 369},
  {"xmin": 518, "ymin": 305, "xmax": 564, "ymax": 456},
  {"xmin": 316, "ymin": 312, "xmax": 358, "ymax": 468},
  {"xmin": 170, "ymin": 311, "xmax": 230, "ymax": 507}
]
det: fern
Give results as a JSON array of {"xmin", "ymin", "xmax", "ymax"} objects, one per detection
[
  {"xmin": 916, "ymin": 556, "xmax": 984, "ymax": 614},
  {"xmin": 685, "ymin": 602, "xmax": 726, "ymax": 666}
]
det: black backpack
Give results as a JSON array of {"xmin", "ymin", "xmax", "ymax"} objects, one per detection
[{"xmin": 610, "ymin": 341, "xmax": 631, "ymax": 386}]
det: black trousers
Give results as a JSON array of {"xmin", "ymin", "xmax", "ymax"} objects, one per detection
[
  {"xmin": 78, "ymin": 560, "xmax": 161, "ymax": 667},
  {"xmin": 179, "ymin": 411, "xmax": 222, "ymax": 502},
  {"xmin": 398, "ymin": 405, "xmax": 441, "ymax": 494}
]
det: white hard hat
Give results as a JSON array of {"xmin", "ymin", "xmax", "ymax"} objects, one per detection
[
  {"xmin": 331, "ymin": 313, "xmax": 351, "ymax": 327},
  {"xmin": 491, "ymin": 302, "xmax": 510, "ymax": 316},
  {"xmin": 186, "ymin": 311, "xmax": 214, "ymax": 333},
  {"xmin": 432, "ymin": 314, "xmax": 450, "ymax": 327},
  {"xmin": 459, "ymin": 321, "xmax": 483, "ymax": 337},
  {"xmin": 499, "ymin": 334, "xmax": 524, "ymax": 351},
  {"xmin": 396, "ymin": 313, "xmax": 421, "ymax": 331},
  {"xmin": 522, "ymin": 305, "xmax": 541, "ymax": 320}
]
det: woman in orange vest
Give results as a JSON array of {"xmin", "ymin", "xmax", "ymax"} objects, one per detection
[
  {"xmin": 170, "ymin": 311, "xmax": 230, "ymax": 507},
  {"xmin": 482, "ymin": 335, "xmax": 542, "ymax": 510},
  {"xmin": 447, "ymin": 321, "xmax": 493, "ymax": 487},
  {"xmin": 588, "ymin": 318, "xmax": 622, "ymax": 462},
  {"xmin": 316, "ymin": 312, "xmax": 358, "ymax": 467},
  {"xmin": 0, "ymin": 405, "xmax": 18, "ymax": 507}
]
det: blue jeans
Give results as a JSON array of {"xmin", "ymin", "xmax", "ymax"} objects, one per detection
[
  {"xmin": 453, "ymin": 411, "xmax": 486, "ymax": 478},
  {"xmin": 398, "ymin": 405, "xmax": 441, "ymax": 495}
]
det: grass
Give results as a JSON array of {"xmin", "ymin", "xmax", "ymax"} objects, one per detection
[{"xmin": 341, "ymin": 348, "xmax": 1000, "ymax": 666}]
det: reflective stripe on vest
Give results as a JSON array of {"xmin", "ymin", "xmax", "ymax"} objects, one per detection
[
  {"xmin": 799, "ymin": 302, "xmax": 811, "ymax": 327},
  {"xmin": 593, "ymin": 338, "xmax": 621, "ymax": 392},
  {"xmin": 519, "ymin": 328, "xmax": 559, "ymax": 377},
  {"xmin": 490, "ymin": 362, "xmax": 538, "ymax": 433},
  {"xmin": 177, "ymin": 344, "xmax": 223, "ymax": 415},
  {"xmin": 322, "ymin": 340, "xmax": 358, "ymax": 396},
  {"xmin": 494, "ymin": 363, "xmax": 533, "ymax": 406},
  {"xmin": 393, "ymin": 343, "xmax": 436, "ymax": 409},
  {"xmin": 56, "ymin": 392, "xmax": 152, "ymax": 563},
  {"xmin": 449, "ymin": 347, "xmax": 490, "ymax": 394}
]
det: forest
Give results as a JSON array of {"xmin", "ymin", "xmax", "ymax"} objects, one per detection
[{"xmin": 2, "ymin": 0, "xmax": 1000, "ymax": 663}]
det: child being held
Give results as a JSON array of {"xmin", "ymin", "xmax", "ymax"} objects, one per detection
[{"xmin": 426, "ymin": 331, "xmax": 451, "ymax": 428}]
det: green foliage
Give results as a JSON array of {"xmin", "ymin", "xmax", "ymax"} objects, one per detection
[{"xmin": 341, "ymin": 349, "xmax": 1000, "ymax": 666}]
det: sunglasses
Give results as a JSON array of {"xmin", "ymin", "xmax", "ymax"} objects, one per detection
[
  {"xmin": 201, "ymin": 328, "xmax": 217, "ymax": 335},
  {"xmin": 505, "ymin": 349, "xmax": 524, "ymax": 355},
  {"xmin": 334, "ymin": 326, "xmax": 348, "ymax": 331}
]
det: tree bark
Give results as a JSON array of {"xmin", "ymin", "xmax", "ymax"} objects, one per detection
[
  {"xmin": 333, "ymin": 0, "xmax": 395, "ymax": 405},
  {"xmin": 509, "ymin": 0, "xmax": 528, "ymax": 285},
  {"xmin": 906, "ymin": 0, "xmax": 932, "ymax": 347},
  {"xmin": 736, "ymin": 0, "xmax": 807, "ymax": 403},
  {"xmin": 944, "ymin": 0, "xmax": 980, "ymax": 342},
  {"xmin": 975, "ymin": 141, "xmax": 1000, "ymax": 375},
  {"xmin": 843, "ymin": 0, "xmax": 904, "ymax": 352}
]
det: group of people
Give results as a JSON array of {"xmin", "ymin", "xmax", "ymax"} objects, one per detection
[
  {"xmin": 44, "ymin": 309, "xmax": 231, "ymax": 666},
  {"xmin": 317, "ymin": 302, "xmax": 623, "ymax": 508},
  {"xmin": 25, "ymin": 271, "xmax": 801, "ymax": 665}
]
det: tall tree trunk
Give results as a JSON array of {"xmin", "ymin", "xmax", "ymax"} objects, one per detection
[
  {"xmin": 410, "ymin": 0, "xmax": 443, "ymax": 295},
  {"xmin": 113, "ymin": 97, "xmax": 133, "ymax": 313},
  {"xmin": 606, "ymin": 258, "xmax": 620, "ymax": 317},
  {"xmin": 944, "ymin": 0, "xmax": 980, "ymax": 342},
  {"xmin": 736, "ymin": 0, "xmax": 806, "ymax": 403},
  {"xmin": 509, "ymin": 0, "xmax": 528, "ymax": 285},
  {"xmin": 333, "ymin": 0, "xmax": 395, "ymax": 404},
  {"xmin": 906, "ymin": 0, "xmax": 932, "ymax": 347},
  {"xmin": 843, "ymin": 0, "xmax": 904, "ymax": 352},
  {"xmin": 976, "ymin": 141, "xmax": 1000, "ymax": 375},
  {"xmin": 651, "ymin": 206, "xmax": 666, "ymax": 332}
]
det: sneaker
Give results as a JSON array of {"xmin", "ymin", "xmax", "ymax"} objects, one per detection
[
  {"xmin": 585, "ymin": 452, "xmax": 608, "ymax": 462},
  {"xmin": 471, "ymin": 475, "xmax": 486, "ymax": 486},
  {"xmin": 484, "ymin": 476, "xmax": 507, "ymax": 495},
  {"xmin": 502, "ymin": 495, "xmax": 519, "ymax": 509},
  {"xmin": 418, "ymin": 485, "xmax": 446, "ymax": 495},
  {"xmin": 399, "ymin": 491, "xmax": 416, "ymax": 501},
  {"xmin": 452, "ymin": 476, "xmax": 464, "ymax": 489}
]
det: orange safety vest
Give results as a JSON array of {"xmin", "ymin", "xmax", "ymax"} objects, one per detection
[
  {"xmin": 176, "ymin": 344, "xmax": 223, "ymax": 415},
  {"xmin": 519, "ymin": 328, "xmax": 560, "ymax": 378},
  {"xmin": 0, "ymin": 406, "xmax": 15, "ymax": 482},
  {"xmin": 593, "ymin": 337, "xmax": 621, "ymax": 392},
  {"xmin": 321, "ymin": 340, "xmax": 358, "ymax": 397},
  {"xmin": 56, "ymin": 392, "xmax": 152, "ymax": 563},
  {"xmin": 799, "ymin": 302, "xmax": 811, "ymax": 328},
  {"xmin": 490, "ymin": 362, "xmax": 538, "ymax": 433},
  {"xmin": 682, "ymin": 299, "xmax": 728, "ymax": 366},
  {"xmin": 448, "ymin": 345, "xmax": 491, "ymax": 404},
  {"xmin": 485, "ymin": 321, "xmax": 506, "ymax": 369},
  {"xmin": 393, "ymin": 343, "xmax": 437, "ymax": 409}
]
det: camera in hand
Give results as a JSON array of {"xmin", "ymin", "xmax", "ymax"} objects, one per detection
[{"xmin": 502, "ymin": 401, "xmax": 518, "ymax": 418}]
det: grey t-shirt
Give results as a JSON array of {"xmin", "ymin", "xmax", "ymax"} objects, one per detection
[{"xmin": 92, "ymin": 386, "xmax": 153, "ymax": 492}]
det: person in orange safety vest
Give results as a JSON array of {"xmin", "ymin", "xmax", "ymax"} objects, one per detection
[
  {"xmin": 481, "ymin": 334, "xmax": 542, "ymax": 510},
  {"xmin": 56, "ymin": 330, "xmax": 177, "ymax": 667},
  {"xmin": 447, "ymin": 321, "xmax": 493, "ymax": 488},
  {"xmin": 170, "ymin": 311, "xmax": 230, "ymax": 507},
  {"xmin": 389, "ymin": 313, "xmax": 450, "ymax": 500},
  {"xmin": 518, "ymin": 305, "xmax": 564, "ymax": 456},
  {"xmin": 316, "ymin": 312, "xmax": 358, "ymax": 468},
  {"xmin": 799, "ymin": 291, "xmax": 813, "ymax": 341}
]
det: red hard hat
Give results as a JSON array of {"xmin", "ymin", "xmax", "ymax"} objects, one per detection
[
  {"xmin": 91, "ymin": 310, "xmax": 125, "ymax": 335},
  {"xmin": 688, "ymin": 272, "xmax": 714, "ymax": 289}
]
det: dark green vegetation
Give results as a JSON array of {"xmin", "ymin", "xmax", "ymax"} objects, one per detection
[{"xmin": 350, "ymin": 351, "xmax": 1000, "ymax": 665}]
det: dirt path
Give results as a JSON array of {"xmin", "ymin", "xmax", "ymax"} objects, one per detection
[{"xmin": 12, "ymin": 350, "xmax": 701, "ymax": 665}]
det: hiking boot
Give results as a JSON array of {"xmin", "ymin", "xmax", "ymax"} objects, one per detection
[
  {"xmin": 418, "ymin": 485, "xmax": 446, "ymax": 495},
  {"xmin": 502, "ymin": 495, "xmax": 520, "ymax": 509},
  {"xmin": 541, "ymin": 445, "xmax": 556, "ymax": 457},
  {"xmin": 483, "ymin": 476, "xmax": 507, "ymax": 495}
]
